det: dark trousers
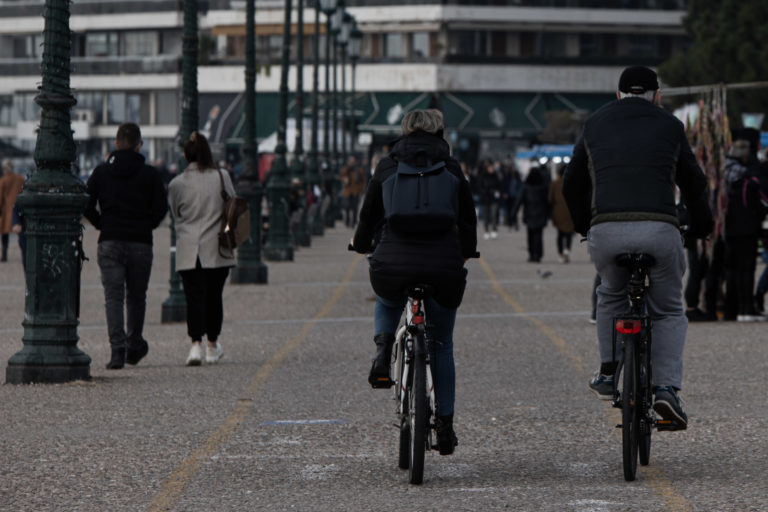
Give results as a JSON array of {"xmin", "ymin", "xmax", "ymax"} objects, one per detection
[
  {"xmin": 483, "ymin": 199, "xmax": 499, "ymax": 232},
  {"xmin": 684, "ymin": 242, "xmax": 708, "ymax": 310},
  {"xmin": 527, "ymin": 226, "xmax": 543, "ymax": 262},
  {"xmin": 1, "ymin": 233, "xmax": 8, "ymax": 261},
  {"xmin": 97, "ymin": 240, "xmax": 154, "ymax": 349},
  {"xmin": 725, "ymin": 235, "xmax": 758, "ymax": 316},
  {"xmin": 704, "ymin": 237, "xmax": 725, "ymax": 315},
  {"xmin": 179, "ymin": 260, "xmax": 230, "ymax": 342},
  {"xmin": 556, "ymin": 231, "xmax": 573, "ymax": 255},
  {"xmin": 344, "ymin": 194, "xmax": 359, "ymax": 227}
]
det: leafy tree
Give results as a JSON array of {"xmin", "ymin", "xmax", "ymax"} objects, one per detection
[{"xmin": 658, "ymin": 0, "xmax": 768, "ymax": 125}]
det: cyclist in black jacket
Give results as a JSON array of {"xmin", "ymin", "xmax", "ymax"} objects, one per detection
[
  {"xmin": 563, "ymin": 66, "xmax": 713, "ymax": 430},
  {"xmin": 352, "ymin": 109, "xmax": 477, "ymax": 455}
]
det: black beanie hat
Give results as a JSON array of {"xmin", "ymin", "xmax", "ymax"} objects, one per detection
[{"xmin": 618, "ymin": 66, "xmax": 659, "ymax": 94}]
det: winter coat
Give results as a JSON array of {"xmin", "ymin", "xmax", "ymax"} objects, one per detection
[
  {"xmin": 479, "ymin": 169, "xmax": 503, "ymax": 204},
  {"xmin": 168, "ymin": 162, "xmax": 237, "ymax": 270},
  {"xmin": 84, "ymin": 149, "xmax": 168, "ymax": 245},
  {"xmin": 352, "ymin": 130, "xmax": 477, "ymax": 308},
  {"xmin": 0, "ymin": 170, "xmax": 24, "ymax": 234},
  {"xmin": 512, "ymin": 168, "xmax": 550, "ymax": 229},
  {"xmin": 563, "ymin": 97, "xmax": 712, "ymax": 238},
  {"xmin": 548, "ymin": 175, "xmax": 574, "ymax": 233},
  {"xmin": 340, "ymin": 165, "xmax": 366, "ymax": 197}
]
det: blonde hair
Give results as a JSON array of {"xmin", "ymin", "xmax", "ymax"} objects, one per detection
[{"xmin": 401, "ymin": 109, "xmax": 444, "ymax": 136}]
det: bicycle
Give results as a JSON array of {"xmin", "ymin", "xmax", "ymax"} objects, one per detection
[
  {"xmin": 611, "ymin": 252, "xmax": 683, "ymax": 482},
  {"xmin": 391, "ymin": 285, "xmax": 437, "ymax": 485}
]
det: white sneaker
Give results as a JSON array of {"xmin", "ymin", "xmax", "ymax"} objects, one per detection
[
  {"xmin": 206, "ymin": 342, "xmax": 224, "ymax": 363},
  {"xmin": 490, "ymin": 231, "xmax": 498, "ymax": 239},
  {"xmin": 483, "ymin": 232, "xmax": 491, "ymax": 240},
  {"xmin": 186, "ymin": 343, "xmax": 202, "ymax": 366}
]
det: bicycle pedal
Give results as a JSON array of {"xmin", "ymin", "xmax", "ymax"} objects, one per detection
[
  {"xmin": 369, "ymin": 377, "xmax": 394, "ymax": 389},
  {"xmin": 656, "ymin": 419, "xmax": 685, "ymax": 431}
]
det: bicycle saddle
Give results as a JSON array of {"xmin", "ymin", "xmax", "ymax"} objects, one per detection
[
  {"xmin": 615, "ymin": 253, "xmax": 656, "ymax": 268},
  {"xmin": 406, "ymin": 285, "xmax": 434, "ymax": 299}
]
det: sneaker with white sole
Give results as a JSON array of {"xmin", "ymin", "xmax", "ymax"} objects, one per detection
[
  {"xmin": 186, "ymin": 343, "xmax": 202, "ymax": 366},
  {"xmin": 206, "ymin": 342, "xmax": 223, "ymax": 363},
  {"xmin": 588, "ymin": 373, "xmax": 614, "ymax": 400}
]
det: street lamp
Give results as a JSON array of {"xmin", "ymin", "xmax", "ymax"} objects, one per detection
[
  {"xmin": 308, "ymin": 0, "xmax": 325, "ymax": 237},
  {"xmin": 318, "ymin": 0, "xmax": 339, "ymax": 228},
  {"xmin": 338, "ymin": 12, "xmax": 352, "ymax": 168},
  {"xmin": 6, "ymin": 0, "xmax": 91, "ymax": 383},
  {"xmin": 348, "ymin": 21, "xmax": 362, "ymax": 152},
  {"xmin": 162, "ymin": 0, "xmax": 199, "ymax": 322},
  {"xmin": 328, "ymin": 2, "xmax": 345, "ymax": 225},
  {"xmin": 230, "ymin": 0, "xmax": 268, "ymax": 283},
  {"xmin": 263, "ymin": 0, "xmax": 295, "ymax": 261},
  {"xmin": 290, "ymin": 0, "xmax": 311, "ymax": 248}
]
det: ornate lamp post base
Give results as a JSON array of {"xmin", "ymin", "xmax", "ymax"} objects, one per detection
[
  {"xmin": 7, "ymin": 362, "xmax": 90, "ymax": 384},
  {"xmin": 161, "ymin": 297, "xmax": 187, "ymax": 323},
  {"xmin": 231, "ymin": 263, "xmax": 268, "ymax": 283}
]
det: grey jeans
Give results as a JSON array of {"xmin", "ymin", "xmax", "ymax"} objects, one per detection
[
  {"xmin": 97, "ymin": 240, "xmax": 154, "ymax": 350},
  {"xmin": 588, "ymin": 221, "xmax": 687, "ymax": 389}
]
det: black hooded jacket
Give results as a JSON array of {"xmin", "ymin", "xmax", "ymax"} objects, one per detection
[
  {"xmin": 352, "ymin": 131, "xmax": 477, "ymax": 308},
  {"xmin": 85, "ymin": 149, "xmax": 168, "ymax": 245},
  {"xmin": 563, "ymin": 97, "xmax": 713, "ymax": 238}
]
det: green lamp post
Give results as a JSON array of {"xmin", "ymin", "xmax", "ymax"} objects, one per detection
[
  {"xmin": 338, "ymin": 12, "xmax": 352, "ymax": 168},
  {"xmin": 231, "ymin": 0, "xmax": 268, "ymax": 283},
  {"xmin": 263, "ymin": 0, "xmax": 295, "ymax": 261},
  {"xmin": 6, "ymin": 0, "xmax": 91, "ymax": 383},
  {"xmin": 162, "ymin": 0, "xmax": 200, "ymax": 322},
  {"xmin": 319, "ymin": 0, "xmax": 339, "ymax": 228},
  {"xmin": 308, "ymin": 1, "xmax": 325, "ymax": 237},
  {"xmin": 348, "ymin": 20, "xmax": 362, "ymax": 151},
  {"xmin": 327, "ymin": 2, "xmax": 344, "ymax": 225},
  {"xmin": 290, "ymin": 0, "xmax": 311, "ymax": 248}
]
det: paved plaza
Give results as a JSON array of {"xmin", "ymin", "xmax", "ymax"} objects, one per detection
[{"xmin": 1, "ymin": 221, "xmax": 767, "ymax": 511}]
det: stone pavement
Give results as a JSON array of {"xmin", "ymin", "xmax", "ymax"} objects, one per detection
[{"xmin": 1, "ymin": 221, "xmax": 767, "ymax": 511}]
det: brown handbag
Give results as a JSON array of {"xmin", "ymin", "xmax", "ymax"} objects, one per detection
[{"xmin": 217, "ymin": 169, "xmax": 250, "ymax": 258}]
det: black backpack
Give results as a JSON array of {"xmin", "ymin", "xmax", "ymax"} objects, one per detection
[{"xmin": 381, "ymin": 159, "xmax": 460, "ymax": 234}]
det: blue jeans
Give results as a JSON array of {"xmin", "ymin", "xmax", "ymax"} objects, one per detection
[
  {"xmin": 375, "ymin": 295, "xmax": 457, "ymax": 416},
  {"xmin": 97, "ymin": 240, "xmax": 154, "ymax": 350}
]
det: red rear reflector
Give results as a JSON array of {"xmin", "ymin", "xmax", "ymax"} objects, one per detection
[{"xmin": 616, "ymin": 319, "xmax": 641, "ymax": 334}]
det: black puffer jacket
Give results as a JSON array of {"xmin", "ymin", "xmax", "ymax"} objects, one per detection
[
  {"xmin": 563, "ymin": 97, "xmax": 712, "ymax": 238},
  {"xmin": 512, "ymin": 167, "xmax": 550, "ymax": 229},
  {"xmin": 352, "ymin": 131, "xmax": 477, "ymax": 308}
]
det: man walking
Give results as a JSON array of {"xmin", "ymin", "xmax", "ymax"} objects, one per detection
[{"xmin": 85, "ymin": 123, "xmax": 168, "ymax": 369}]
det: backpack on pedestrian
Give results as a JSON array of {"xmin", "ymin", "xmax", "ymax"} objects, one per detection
[{"xmin": 381, "ymin": 159, "xmax": 460, "ymax": 234}]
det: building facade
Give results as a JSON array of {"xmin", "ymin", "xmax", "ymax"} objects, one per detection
[{"xmin": 0, "ymin": 0, "xmax": 689, "ymax": 171}]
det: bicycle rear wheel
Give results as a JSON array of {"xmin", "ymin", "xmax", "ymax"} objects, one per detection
[
  {"xmin": 408, "ymin": 342, "xmax": 427, "ymax": 485},
  {"xmin": 398, "ymin": 338, "xmax": 410, "ymax": 470},
  {"xmin": 638, "ymin": 341, "xmax": 652, "ymax": 466},
  {"xmin": 622, "ymin": 336, "xmax": 639, "ymax": 481}
]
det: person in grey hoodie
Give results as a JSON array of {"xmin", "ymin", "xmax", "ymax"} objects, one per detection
[{"xmin": 85, "ymin": 122, "xmax": 168, "ymax": 369}]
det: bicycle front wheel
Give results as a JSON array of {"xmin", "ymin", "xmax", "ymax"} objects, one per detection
[
  {"xmin": 408, "ymin": 346, "xmax": 427, "ymax": 485},
  {"xmin": 622, "ymin": 336, "xmax": 639, "ymax": 481}
]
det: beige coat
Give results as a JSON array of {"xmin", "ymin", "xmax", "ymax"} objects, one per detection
[
  {"xmin": 548, "ymin": 175, "xmax": 575, "ymax": 233},
  {"xmin": 0, "ymin": 171, "xmax": 25, "ymax": 234},
  {"xmin": 168, "ymin": 163, "xmax": 236, "ymax": 270}
]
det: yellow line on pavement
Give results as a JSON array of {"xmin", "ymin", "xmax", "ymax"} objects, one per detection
[
  {"xmin": 479, "ymin": 257, "xmax": 692, "ymax": 512},
  {"xmin": 147, "ymin": 254, "xmax": 363, "ymax": 512}
]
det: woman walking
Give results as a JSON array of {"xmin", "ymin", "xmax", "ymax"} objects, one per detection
[
  {"xmin": 168, "ymin": 132, "xmax": 235, "ymax": 365},
  {"xmin": 548, "ymin": 164, "xmax": 575, "ymax": 263}
]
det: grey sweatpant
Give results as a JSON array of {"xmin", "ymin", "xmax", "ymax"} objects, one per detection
[{"xmin": 588, "ymin": 221, "xmax": 687, "ymax": 390}]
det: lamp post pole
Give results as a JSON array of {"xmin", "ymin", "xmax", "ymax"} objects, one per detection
[
  {"xmin": 263, "ymin": 0, "xmax": 295, "ymax": 261},
  {"xmin": 6, "ymin": 0, "xmax": 91, "ymax": 383},
  {"xmin": 349, "ymin": 21, "xmax": 361, "ymax": 158},
  {"xmin": 309, "ymin": 1, "xmax": 324, "ymax": 237},
  {"xmin": 328, "ymin": 4, "xmax": 343, "ymax": 225},
  {"xmin": 338, "ymin": 13, "xmax": 351, "ymax": 171},
  {"xmin": 290, "ymin": 0, "xmax": 311, "ymax": 247},
  {"xmin": 162, "ymin": 0, "xmax": 199, "ymax": 322},
  {"xmin": 230, "ymin": 0, "xmax": 268, "ymax": 283}
]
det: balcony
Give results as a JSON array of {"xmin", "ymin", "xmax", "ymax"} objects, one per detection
[{"xmin": 0, "ymin": 55, "xmax": 181, "ymax": 78}]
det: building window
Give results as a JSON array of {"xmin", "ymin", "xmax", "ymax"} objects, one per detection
[
  {"xmin": 384, "ymin": 33, "xmax": 405, "ymax": 58},
  {"xmin": 107, "ymin": 92, "xmax": 145, "ymax": 124},
  {"xmin": 450, "ymin": 30, "xmax": 487, "ymax": 56},
  {"xmin": 13, "ymin": 93, "xmax": 40, "ymax": 122},
  {"xmin": 12, "ymin": 35, "xmax": 43, "ymax": 58},
  {"xmin": 412, "ymin": 32, "xmax": 430, "ymax": 58},
  {"xmin": 86, "ymin": 33, "xmax": 119, "ymax": 57},
  {"xmin": 541, "ymin": 33, "xmax": 567, "ymax": 57},
  {"xmin": 75, "ymin": 92, "xmax": 105, "ymax": 125},
  {"xmin": 123, "ymin": 32, "xmax": 159, "ymax": 57},
  {"xmin": 156, "ymin": 91, "xmax": 179, "ymax": 125},
  {"xmin": 579, "ymin": 33, "xmax": 600, "ymax": 57}
]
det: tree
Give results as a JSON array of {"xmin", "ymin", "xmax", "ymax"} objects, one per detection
[{"xmin": 658, "ymin": 0, "xmax": 768, "ymax": 125}]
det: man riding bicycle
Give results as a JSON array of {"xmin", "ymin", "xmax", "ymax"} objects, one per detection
[
  {"xmin": 351, "ymin": 109, "xmax": 477, "ymax": 455},
  {"xmin": 563, "ymin": 66, "xmax": 713, "ymax": 430}
]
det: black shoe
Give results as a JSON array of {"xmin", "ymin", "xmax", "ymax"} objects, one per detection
[
  {"xmin": 106, "ymin": 347, "xmax": 126, "ymax": 370},
  {"xmin": 126, "ymin": 339, "xmax": 149, "ymax": 365},
  {"xmin": 653, "ymin": 386, "xmax": 688, "ymax": 431},
  {"xmin": 435, "ymin": 415, "xmax": 458, "ymax": 455},
  {"xmin": 368, "ymin": 333, "xmax": 394, "ymax": 388},
  {"xmin": 686, "ymin": 308, "xmax": 716, "ymax": 322}
]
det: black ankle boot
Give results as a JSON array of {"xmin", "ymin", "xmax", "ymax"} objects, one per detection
[
  {"xmin": 106, "ymin": 347, "xmax": 126, "ymax": 369},
  {"xmin": 435, "ymin": 414, "xmax": 458, "ymax": 455},
  {"xmin": 368, "ymin": 333, "xmax": 394, "ymax": 388}
]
